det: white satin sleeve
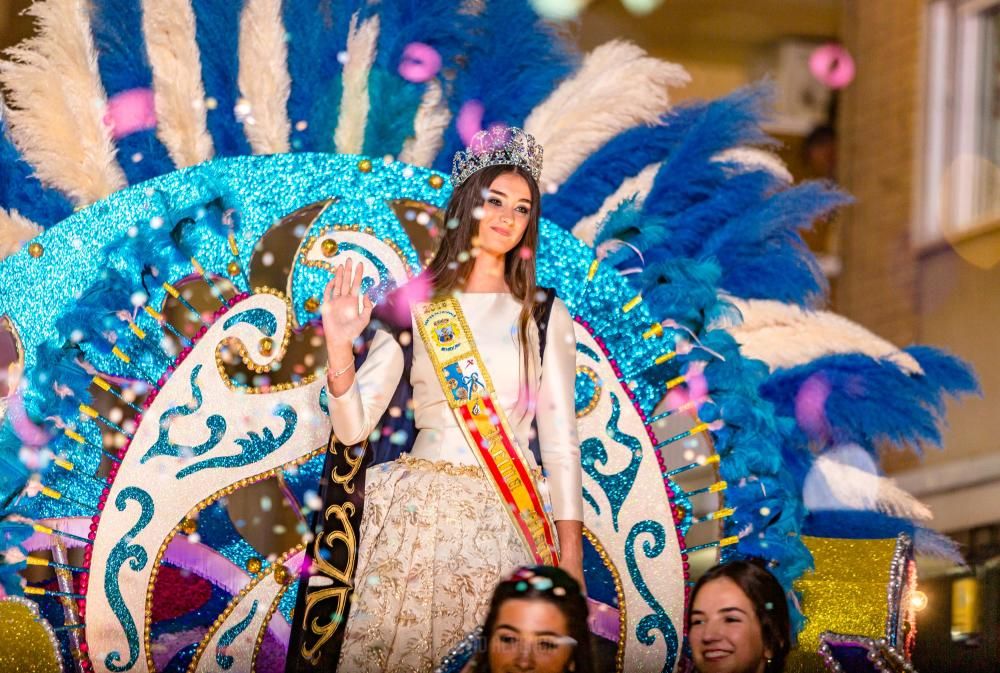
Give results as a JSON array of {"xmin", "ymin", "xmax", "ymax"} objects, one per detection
[
  {"xmin": 327, "ymin": 329, "xmax": 405, "ymax": 446},
  {"xmin": 536, "ymin": 298, "xmax": 584, "ymax": 522}
]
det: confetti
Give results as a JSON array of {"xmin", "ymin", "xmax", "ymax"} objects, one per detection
[
  {"xmin": 621, "ymin": 0, "xmax": 665, "ymax": 15},
  {"xmin": 809, "ymin": 43, "xmax": 856, "ymax": 89},
  {"xmin": 528, "ymin": 0, "xmax": 587, "ymax": 21},
  {"xmin": 398, "ymin": 42, "xmax": 442, "ymax": 83},
  {"xmin": 456, "ymin": 99, "xmax": 485, "ymax": 146},
  {"xmin": 104, "ymin": 88, "xmax": 157, "ymax": 140}
]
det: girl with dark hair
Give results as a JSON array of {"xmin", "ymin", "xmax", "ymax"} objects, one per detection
[
  {"xmin": 319, "ymin": 128, "xmax": 584, "ymax": 672},
  {"xmin": 685, "ymin": 559, "xmax": 791, "ymax": 673},
  {"xmin": 471, "ymin": 566, "xmax": 595, "ymax": 673}
]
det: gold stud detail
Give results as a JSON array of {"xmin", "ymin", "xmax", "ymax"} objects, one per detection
[
  {"xmin": 321, "ymin": 239, "xmax": 338, "ymax": 258},
  {"xmin": 357, "ymin": 159, "xmax": 372, "ymax": 173},
  {"xmin": 273, "ymin": 563, "xmax": 290, "ymax": 585},
  {"xmin": 246, "ymin": 557, "xmax": 262, "ymax": 574},
  {"xmin": 259, "ymin": 337, "xmax": 274, "ymax": 356},
  {"xmin": 428, "ymin": 175, "xmax": 444, "ymax": 189},
  {"xmin": 227, "ymin": 260, "xmax": 241, "ymax": 277},
  {"xmin": 28, "ymin": 242, "xmax": 44, "ymax": 258},
  {"xmin": 180, "ymin": 518, "xmax": 198, "ymax": 535},
  {"xmin": 304, "ymin": 297, "xmax": 320, "ymax": 313}
]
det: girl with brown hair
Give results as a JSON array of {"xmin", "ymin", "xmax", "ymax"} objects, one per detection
[{"xmin": 321, "ymin": 128, "xmax": 584, "ymax": 672}]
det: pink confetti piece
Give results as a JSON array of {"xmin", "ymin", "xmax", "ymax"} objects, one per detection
[{"xmin": 104, "ymin": 88, "xmax": 157, "ymax": 140}]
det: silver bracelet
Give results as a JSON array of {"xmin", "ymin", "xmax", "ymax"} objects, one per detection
[{"xmin": 331, "ymin": 361, "xmax": 354, "ymax": 379}]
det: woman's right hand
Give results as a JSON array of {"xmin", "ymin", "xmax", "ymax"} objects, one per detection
[{"xmin": 321, "ymin": 257, "xmax": 374, "ymax": 350}]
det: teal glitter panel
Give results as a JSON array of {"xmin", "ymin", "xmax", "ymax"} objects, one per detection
[{"xmin": 0, "ymin": 152, "xmax": 691, "ymax": 672}]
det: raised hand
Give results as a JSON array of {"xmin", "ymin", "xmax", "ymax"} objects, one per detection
[{"xmin": 320, "ymin": 257, "xmax": 374, "ymax": 350}]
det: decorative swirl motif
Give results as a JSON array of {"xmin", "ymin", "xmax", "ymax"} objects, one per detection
[
  {"xmin": 318, "ymin": 387, "xmax": 329, "ymax": 415},
  {"xmin": 625, "ymin": 520, "xmax": 679, "ymax": 672},
  {"xmin": 582, "ymin": 487, "xmax": 601, "ymax": 515},
  {"xmin": 299, "ymin": 502, "xmax": 357, "ymax": 664},
  {"xmin": 176, "ymin": 404, "xmax": 297, "ymax": 479},
  {"xmin": 576, "ymin": 341, "xmax": 603, "ymax": 362},
  {"xmin": 301, "ymin": 240, "xmax": 395, "ymax": 283},
  {"xmin": 581, "ymin": 393, "xmax": 643, "ymax": 531},
  {"xmin": 141, "ymin": 365, "xmax": 227, "ymax": 464},
  {"xmin": 216, "ymin": 599, "xmax": 259, "ymax": 670},
  {"xmin": 223, "ymin": 308, "xmax": 278, "ymax": 337},
  {"xmin": 104, "ymin": 487, "xmax": 155, "ymax": 672},
  {"xmin": 575, "ymin": 366, "xmax": 602, "ymax": 418}
]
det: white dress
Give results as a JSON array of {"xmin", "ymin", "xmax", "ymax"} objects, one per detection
[{"xmin": 328, "ymin": 292, "xmax": 582, "ymax": 672}]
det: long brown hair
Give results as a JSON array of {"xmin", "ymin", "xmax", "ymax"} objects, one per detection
[{"xmin": 425, "ymin": 164, "xmax": 543, "ymax": 386}]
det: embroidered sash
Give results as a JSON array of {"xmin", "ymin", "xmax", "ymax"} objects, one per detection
[{"xmin": 414, "ymin": 296, "xmax": 559, "ymax": 566}]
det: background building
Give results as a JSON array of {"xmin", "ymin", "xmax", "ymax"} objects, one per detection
[{"xmin": 1, "ymin": 1, "xmax": 996, "ymax": 670}]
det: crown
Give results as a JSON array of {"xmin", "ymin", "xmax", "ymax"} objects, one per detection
[{"xmin": 450, "ymin": 126, "xmax": 543, "ymax": 188}]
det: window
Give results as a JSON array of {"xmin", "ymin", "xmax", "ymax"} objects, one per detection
[{"xmin": 920, "ymin": 0, "xmax": 1000, "ymax": 247}]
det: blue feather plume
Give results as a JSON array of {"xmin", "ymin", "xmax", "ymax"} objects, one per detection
[
  {"xmin": 0, "ymin": 119, "xmax": 73, "ymax": 226},
  {"xmin": 360, "ymin": 0, "xmax": 473, "ymax": 158},
  {"xmin": 283, "ymin": 0, "xmax": 360, "ymax": 152},
  {"xmin": 641, "ymin": 87, "xmax": 776, "ymax": 220},
  {"xmin": 698, "ymin": 178, "xmax": 847, "ymax": 304},
  {"xmin": 432, "ymin": 0, "xmax": 576, "ymax": 170},
  {"xmin": 54, "ymin": 269, "xmax": 136, "ymax": 354},
  {"xmin": 0, "ymin": 424, "xmax": 29, "ymax": 513},
  {"xmin": 191, "ymin": 0, "xmax": 252, "ymax": 156},
  {"xmin": 904, "ymin": 345, "xmax": 981, "ymax": 407},
  {"xmin": 0, "ymin": 520, "xmax": 33, "ymax": 550},
  {"xmin": 89, "ymin": 0, "xmax": 175, "ymax": 183},
  {"xmin": 581, "ymin": 87, "xmax": 845, "ymax": 305},
  {"xmin": 543, "ymin": 103, "xmax": 706, "ymax": 227},
  {"xmin": 29, "ymin": 342, "xmax": 90, "ymax": 403},
  {"xmin": 761, "ymin": 348, "xmax": 977, "ymax": 455}
]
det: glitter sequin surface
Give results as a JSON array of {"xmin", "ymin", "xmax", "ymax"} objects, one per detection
[
  {"xmin": 792, "ymin": 535, "xmax": 910, "ymax": 665},
  {"xmin": 0, "ymin": 153, "xmax": 691, "ymax": 673}
]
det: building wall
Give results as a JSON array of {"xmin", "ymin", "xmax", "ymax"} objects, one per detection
[
  {"xmin": 836, "ymin": 0, "xmax": 922, "ymax": 350},
  {"xmin": 837, "ymin": 0, "xmax": 1000, "ymax": 530}
]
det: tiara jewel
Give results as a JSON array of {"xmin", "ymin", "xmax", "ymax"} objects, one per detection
[{"xmin": 450, "ymin": 126, "xmax": 543, "ymax": 188}]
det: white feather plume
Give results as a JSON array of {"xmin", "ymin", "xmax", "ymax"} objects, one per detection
[
  {"xmin": 804, "ymin": 448, "xmax": 933, "ymax": 521},
  {"xmin": 0, "ymin": 208, "xmax": 42, "ymax": 261},
  {"xmin": 572, "ymin": 162, "xmax": 661, "ymax": 245},
  {"xmin": 0, "ymin": 0, "xmax": 126, "ymax": 205},
  {"xmin": 524, "ymin": 40, "xmax": 689, "ymax": 189},
  {"xmin": 142, "ymin": 0, "xmax": 214, "ymax": 166},
  {"xmin": 334, "ymin": 14, "xmax": 380, "ymax": 155},
  {"xmin": 238, "ymin": 0, "xmax": 292, "ymax": 154},
  {"xmin": 398, "ymin": 80, "xmax": 451, "ymax": 167},
  {"xmin": 723, "ymin": 298, "xmax": 923, "ymax": 374},
  {"xmin": 713, "ymin": 147, "xmax": 793, "ymax": 184}
]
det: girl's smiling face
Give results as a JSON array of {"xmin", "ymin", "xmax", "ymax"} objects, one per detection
[
  {"xmin": 474, "ymin": 171, "xmax": 533, "ymax": 257},
  {"xmin": 688, "ymin": 577, "xmax": 771, "ymax": 673}
]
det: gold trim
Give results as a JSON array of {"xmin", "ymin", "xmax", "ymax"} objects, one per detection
[
  {"xmin": 186, "ymin": 543, "xmax": 304, "ymax": 673},
  {"xmin": 583, "ymin": 526, "xmax": 626, "ymax": 673},
  {"xmin": 413, "ymin": 297, "xmax": 557, "ymax": 565},
  {"xmin": 329, "ymin": 435, "xmax": 366, "ymax": 495},
  {"xmin": 297, "ymin": 500, "xmax": 356, "ymax": 664},
  {"xmin": 142, "ymin": 447, "xmax": 326, "ymax": 671},
  {"xmin": 398, "ymin": 454, "xmax": 484, "ymax": 477},
  {"xmin": 395, "ymin": 453, "xmax": 543, "ymax": 479},
  {"xmin": 213, "ymin": 286, "xmax": 320, "ymax": 394},
  {"xmin": 575, "ymin": 365, "xmax": 602, "ymax": 418},
  {"xmin": 251, "ymin": 579, "xmax": 293, "ymax": 672},
  {"xmin": 297, "ymin": 224, "xmax": 412, "ymax": 277},
  {"xmin": 413, "ymin": 299, "xmax": 497, "ymax": 408}
]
